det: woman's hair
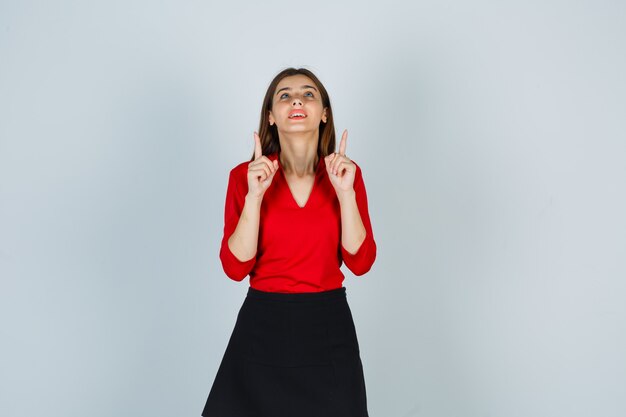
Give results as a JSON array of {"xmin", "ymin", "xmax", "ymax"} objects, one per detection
[{"xmin": 250, "ymin": 67, "xmax": 336, "ymax": 162}]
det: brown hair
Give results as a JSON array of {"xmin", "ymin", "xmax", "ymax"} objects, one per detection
[{"xmin": 249, "ymin": 67, "xmax": 336, "ymax": 162}]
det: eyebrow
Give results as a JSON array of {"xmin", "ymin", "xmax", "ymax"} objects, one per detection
[{"xmin": 275, "ymin": 85, "xmax": 318, "ymax": 96}]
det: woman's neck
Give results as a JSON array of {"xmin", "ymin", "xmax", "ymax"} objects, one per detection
[{"xmin": 278, "ymin": 143, "xmax": 318, "ymax": 177}]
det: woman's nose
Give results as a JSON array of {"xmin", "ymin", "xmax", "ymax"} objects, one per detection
[{"xmin": 292, "ymin": 96, "xmax": 303, "ymax": 105}]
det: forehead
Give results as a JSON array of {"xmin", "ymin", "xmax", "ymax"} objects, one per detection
[{"xmin": 275, "ymin": 74, "xmax": 317, "ymax": 90}]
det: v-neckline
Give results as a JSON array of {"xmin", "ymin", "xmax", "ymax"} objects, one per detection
[{"xmin": 276, "ymin": 153, "xmax": 322, "ymax": 209}]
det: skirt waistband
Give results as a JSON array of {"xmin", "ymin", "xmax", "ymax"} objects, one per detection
[{"xmin": 246, "ymin": 286, "xmax": 346, "ymax": 302}]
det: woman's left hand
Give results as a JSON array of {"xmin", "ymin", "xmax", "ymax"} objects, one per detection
[{"xmin": 324, "ymin": 129, "xmax": 356, "ymax": 197}]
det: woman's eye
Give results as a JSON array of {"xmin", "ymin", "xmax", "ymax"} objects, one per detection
[{"xmin": 279, "ymin": 92, "xmax": 314, "ymax": 99}]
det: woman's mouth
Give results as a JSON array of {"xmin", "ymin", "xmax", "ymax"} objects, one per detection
[{"xmin": 289, "ymin": 110, "xmax": 307, "ymax": 120}]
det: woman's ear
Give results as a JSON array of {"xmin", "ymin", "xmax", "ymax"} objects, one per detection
[
  {"xmin": 268, "ymin": 111, "xmax": 275, "ymax": 126},
  {"xmin": 322, "ymin": 107, "xmax": 328, "ymax": 123}
]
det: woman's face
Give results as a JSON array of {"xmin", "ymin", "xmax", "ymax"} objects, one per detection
[{"xmin": 268, "ymin": 74, "xmax": 328, "ymax": 135}]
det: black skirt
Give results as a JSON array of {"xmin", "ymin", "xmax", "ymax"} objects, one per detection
[{"xmin": 201, "ymin": 286, "xmax": 369, "ymax": 417}]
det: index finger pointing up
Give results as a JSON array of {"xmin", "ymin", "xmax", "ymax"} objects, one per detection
[
  {"xmin": 338, "ymin": 129, "xmax": 348, "ymax": 155},
  {"xmin": 254, "ymin": 131, "xmax": 262, "ymax": 160}
]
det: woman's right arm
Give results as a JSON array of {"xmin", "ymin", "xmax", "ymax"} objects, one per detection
[
  {"xmin": 227, "ymin": 193, "xmax": 263, "ymax": 263},
  {"xmin": 219, "ymin": 132, "xmax": 278, "ymax": 281}
]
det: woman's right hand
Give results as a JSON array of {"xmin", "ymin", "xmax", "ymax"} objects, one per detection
[{"xmin": 247, "ymin": 131, "xmax": 279, "ymax": 199}]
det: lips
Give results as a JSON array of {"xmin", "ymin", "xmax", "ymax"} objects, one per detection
[{"xmin": 288, "ymin": 109, "xmax": 307, "ymax": 118}]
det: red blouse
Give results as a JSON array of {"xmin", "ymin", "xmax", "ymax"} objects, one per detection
[{"xmin": 219, "ymin": 151, "xmax": 376, "ymax": 293}]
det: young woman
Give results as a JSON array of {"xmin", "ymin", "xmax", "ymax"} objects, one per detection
[{"xmin": 201, "ymin": 67, "xmax": 377, "ymax": 417}]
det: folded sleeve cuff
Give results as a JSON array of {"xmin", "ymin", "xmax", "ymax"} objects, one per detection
[
  {"xmin": 341, "ymin": 232, "xmax": 377, "ymax": 276},
  {"xmin": 220, "ymin": 239, "xmax": 256, "ymax": 282}
]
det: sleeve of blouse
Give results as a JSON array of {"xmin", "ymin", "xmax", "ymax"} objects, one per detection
[
  {"xmin": 219, "ymin": 168, "xmax": 257, "ymax": 281},
  {"xmin": 340, "ymin": 161, "xmax": 377, "ymax": 276}
]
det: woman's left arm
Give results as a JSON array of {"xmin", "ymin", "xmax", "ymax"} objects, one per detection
[
  {"xmin": 325, "ymin": 130, "xmax": 377, "ymax": 275},
  {"xmin": 338, "ymin": 189, "xmax": 365, "ymax": 253},
  {"xmin": 337, "ymin": 163, "xmax": 377, "ymax": 275}
]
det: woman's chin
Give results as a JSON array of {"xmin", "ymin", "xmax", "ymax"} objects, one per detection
[{"xmin": 278, "ymin": 125, "xmax": 319, "ymax": 135}]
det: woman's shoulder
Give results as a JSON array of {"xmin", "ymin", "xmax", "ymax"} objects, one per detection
[
  {"xmin": 348, "ymin": 157, "xmax": 365, "ymax": 180},
  {"xmin": 229, "ymin": 152, "xmax": 279, "ymax": 178},
  {"xmin": 230, "ymin": 160, "xmax": 249, "ymax": 176}
]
